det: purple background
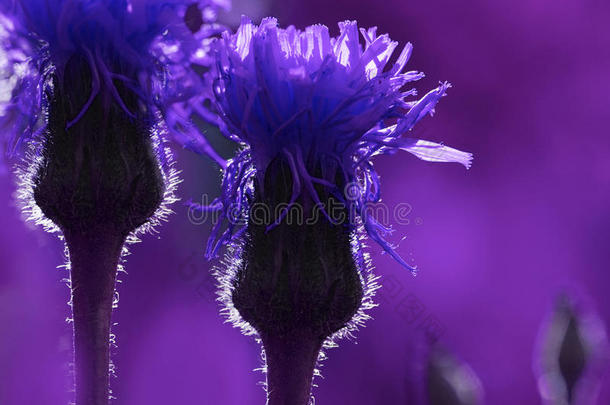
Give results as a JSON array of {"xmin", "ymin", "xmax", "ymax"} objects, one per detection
[{"xmin": 1, "ymin": 0, "xmax": 609, "ymax": 403}]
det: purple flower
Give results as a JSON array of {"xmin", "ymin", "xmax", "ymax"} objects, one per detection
[
  {"xmin": 0, "ymin": 2, "xmax": 231, "ymax": 403},
  {"xmin": 0, "ymin": 0, "xmax": 229, "ymax": 167},
  {"xmin": 204, "ymin": 17, "xmax": 472, "ymax": 271}
]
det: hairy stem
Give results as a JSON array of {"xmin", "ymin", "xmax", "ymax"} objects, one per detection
[
  {"xmin": 263, "ymin": 332, "xmax": 323, "ymax": 405},
  {"xmin": 65, "ymin": 227, "xmax": 125, "ymax": 405}
]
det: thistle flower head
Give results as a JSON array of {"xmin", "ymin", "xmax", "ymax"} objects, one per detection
[
  {"xmin": 0, "ymin": 0, "xmax": 229, "ymax": 166},
  {"xmin": 205, "ymin": 17, "xmax": 472, "ymax": 271}
]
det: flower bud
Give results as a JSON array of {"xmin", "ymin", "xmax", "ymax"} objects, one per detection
[
  {"xmin": 232, "ymin": 156, "xmax": 363, "ymax": 340},
  {"xmin": 32, "ymin": 54, "xmax": 164, "ymax": 235}
]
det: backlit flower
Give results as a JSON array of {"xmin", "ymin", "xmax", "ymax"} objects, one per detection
[
  {"xmin": 204, "ymin": 17, "xmax": 472, "ymax": 271},
  {"xmin": 198, "ymin": 17, "xmax": 472, "ymax": 404},
  {"xmin": 0, "ymin": 2, "xmax": 230, "ymax": 403}
]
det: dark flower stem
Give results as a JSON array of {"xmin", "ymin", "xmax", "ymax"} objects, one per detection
[
  {"xmin": 263, "ymin": 332, "xmax": 323, "ymax": 405},
  {"xmin": 64, "ymin": 226, "xmax": 125, "ymax": 405}
]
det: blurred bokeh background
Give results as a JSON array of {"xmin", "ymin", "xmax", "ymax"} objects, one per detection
[{"xmin": 1, "ymin": 0, "xmax": 609, "ymax": 404}]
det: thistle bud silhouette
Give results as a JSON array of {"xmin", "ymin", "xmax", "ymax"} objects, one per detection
[
  {"xmin": 233, "ymin": 157, "xmax": 364, "ymax": 404},
  {"xmin": 33, "ymin": 52, "xmax": 166, "ymax": 405}
]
